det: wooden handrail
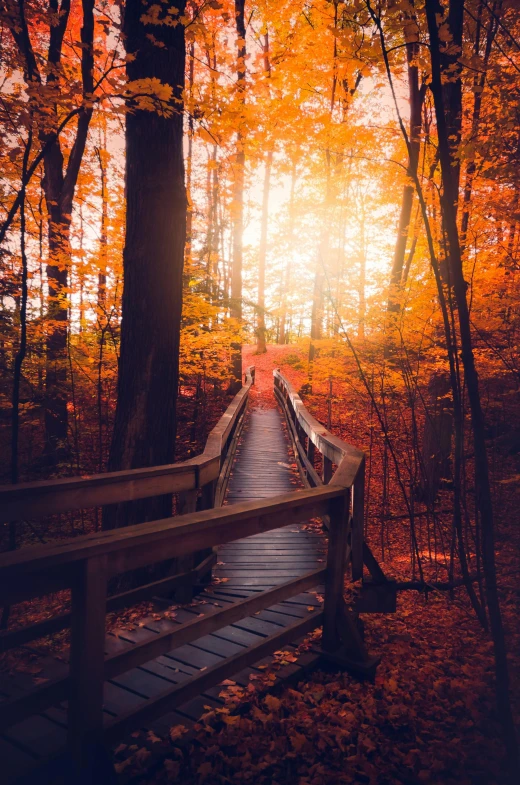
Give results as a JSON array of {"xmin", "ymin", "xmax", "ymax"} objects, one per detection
[
  {"xmin": 0, "ymin": 485, "xmax": 355, "ymax": 757},
  {"xmin": 0, "ymin": 363, "xmax": 383, "ymax": 775},
  {"xmin": 0, "ymin": 486, "xmax": 342, "ymax": 605},
  {"xmin": 0, "ymin": 366, "xmax": 255, "ymax": 523},
  {"xmin": 273, "ymin": 370, "xmax": 365, "ymax": 579},
  {"xmin": 273, "ymin": 370, "xmax": 364, "ymax": 475}
]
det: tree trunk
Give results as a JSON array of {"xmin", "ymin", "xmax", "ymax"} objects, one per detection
[
  {"xmin": 43, "ymin": 0, "xmax": 95, "ymax": 460},
  {"xmin": 279, "ymin": 163, "xmax": 296, "ymax": 344},
  {"xmin": 388, "ymin": 10, "xmax": 425, "ymax": 312},
  {"xmin": 256, "ymin": 150, "xmax": 272, "ymax": 354},
  {"xmin": 229, "ymin": 0, "xmax": 246, "ymax": 391},
  {"xmin": 358, "ymin": 207, "xmax": 366, "ymax": 340},
  {"xmin": 104, "ymin": 0, "xmax": 187, "ymax": 530},
  {"xmin": 426, "ymin": 1, "xmax": 518, "ymax": 776},
  {"xmin": 460, "ymin": 0, "xmax": 500, "ymax": 252},
  {"xmin": 7, "ymin": 0, "xmax": 95, "ymax": 461},
  {"xmin": 186, "ymin": 41, "xmax": 195, "ymax": 263}
]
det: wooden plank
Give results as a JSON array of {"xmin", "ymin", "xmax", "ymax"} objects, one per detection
[
  {"xmin": 211, "ymin": 625, "xmax": 264, "ymax": 647},
  {"xmin": 163, "ymin": 645, "xmax": 224, "ymax": 671},
  {"xmin": 189, "ymin": 634, "xmax": 246, "ymax": 658},
  {"xmin": 103, "ymin": 611, "xmax": 323, "ymax": 743},
  {"xmin": 4, "ymin": 715, "xmax": 66, "ymax": 759}
]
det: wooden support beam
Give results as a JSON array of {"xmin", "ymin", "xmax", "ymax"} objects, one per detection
[
  {"xmin": 351, "ymin": 458, "xmax": 365, "ymax": 581},
  {"xmin": 322, "ymin": 491, "xmax": 350, "ymax": 651},
  {"xmin": 68, "ymin": 555, "xmax": 107, "ymax": 765},
  {"xmin": 307, "ymin": 438, "xmax": 315, "ymax": 466},
  {"xmin": 175, "ymin": 489, "xmax": 199, "ymax": 602},
  {"xmin": 322, "ymin": 456, "xmax": 333, "ymax": 485}
]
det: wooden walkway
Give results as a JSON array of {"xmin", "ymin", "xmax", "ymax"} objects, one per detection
[
  {"xmin": 1, "ymin": 402, "xmax": 326, "ymax": 783},
  {"xmin": 217, "ymin": 406, "xmax": 324, "ymax": 587}
]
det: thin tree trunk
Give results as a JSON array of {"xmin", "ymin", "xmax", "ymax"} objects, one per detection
[
  {"xmin": 229, "ymin": 0, "xmax": 246, "ymax": 391},
  {"xmin": 388, "ymin": 9, "xmax": 425, "ymax": 312},
  {"xmin": 7, "ymin": 0, "xmax": 95, "ymax": 461},
  {"xmin": 256, "ymin": 149, "xmax": 271, "ymax": 354},
  {"xmin": 358, "ymin": 221, "xmax": 366, "ymax": 340},
  {"xmin": 460, "ymin": 0, "xmax": 500, "ymax": 252},
  {"xmin": 279, "ymin": 163, "xmax": 296, "ymax": 344},
  {"xmin": 185, "ymin": 41, "xmax": 195, "ymax": 262}
]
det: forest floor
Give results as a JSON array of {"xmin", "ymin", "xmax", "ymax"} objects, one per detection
[{"xmin": 136, "ymin": 344, "xmax": 519, "ymax": 785}]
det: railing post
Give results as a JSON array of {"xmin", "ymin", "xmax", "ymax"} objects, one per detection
[
  {"xmin": 201, "ymin": 479, "xmax": 216, "ymax": 511},
  {"xmin": 322, "ymin": 456, "xmax": 333, "ymax": 485},
  {"xmin": 175, "ymin": 490, "xmax": 198, "ymax": 601},
  {"xmin": 198, "ymin": 480, "xmax": 217, "ymax": 584},
  {"xmin": 307, "ymin": 438, "xmax": 315, "ymax": 467},
  {"xmin": 68, "ymin": 555, "xmax": 107, "ymax": 767},
  {"xmin": 323, "ymin": 489, "xmax": 350, "ymax": 651},
  {"xmin": 351, "ymin": 458, "xmax": 365, "ymax": 581}
]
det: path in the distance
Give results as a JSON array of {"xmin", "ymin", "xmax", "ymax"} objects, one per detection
[{"xmin": 213, "ymin": 352, "xmax": 325, "ymax": 588}]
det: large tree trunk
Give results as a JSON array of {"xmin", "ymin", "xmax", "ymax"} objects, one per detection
[
  {"xmin": 104, "ymin": 0, "xmax": 186, "ymax": 530},
  {"xmin": 229, "ymin": 0, "xmax": 246, "ymax": 392},
  {"xmin": 426, "ymin": 0, "xmax": 518, "ymax": 776}
]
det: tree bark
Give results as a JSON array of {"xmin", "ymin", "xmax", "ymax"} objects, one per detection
[
  {"xmin": 278, "ymin": 163, "xmax": 297, "ymax": 345},
  {"xmin": 103, "ymin": 0, "xmax": 187, "ymax": 530},
  {"xmin": 7, "ymin": 0, "xmax": 95, "ymax": 461},
  {"xmin": 256, "ymin": 150, "xmax": 271, "ymax": 354},
  {"xmin": 426, "ymin": 1, "xmax": 518, "ymax": 776},
  {"xmin": 388, "ymin": 9, "xmax": 425, "ymax": 312},
  {"xmin": 229, "ymin": 0, "xmax": 246, "ymax": 391}
]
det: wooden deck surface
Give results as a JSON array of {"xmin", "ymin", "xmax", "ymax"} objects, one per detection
[{"xmin": 1, "ymin": 403, "xmax": 326, "ymax": 783}]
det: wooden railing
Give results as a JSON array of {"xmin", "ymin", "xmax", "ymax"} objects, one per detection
[
  {"xmin": 0, "ymin": 367, "xmax": 255, "ymax": 525},
  {"xmin": 0, "ymin": 485, "xmax": 369, "ymax": 769},
  {"xmin": 0, "ymin": 367, "xmax": 254, "ymax": 652},
  {"xmin": 274, "ymin": 370, "xmax": 395, "ymax": 611},
  {"xmin": 0, "ymin": 364, "xmax": 388, "ymax": 776},
  {"xmin": 274, "ymin": 370, "xmax": 365, "ymax": 580}
]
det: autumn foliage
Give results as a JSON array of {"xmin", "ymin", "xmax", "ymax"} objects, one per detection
[{"xmin": 1, "ymin": 0, "xmax": 520, "ymax": 781}]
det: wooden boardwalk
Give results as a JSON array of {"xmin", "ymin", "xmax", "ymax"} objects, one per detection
[
  {"xmin": 216, "ymin": 406, "xmax": 324, "ymax": 587},
  {"xmin": 1, "ymin": 402, "xmax": 326, "ymax": 783}
]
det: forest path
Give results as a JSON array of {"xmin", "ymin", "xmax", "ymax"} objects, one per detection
[{"xmin": 214, "ymin": 354, "xmax": 320, "ymax": 586}]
